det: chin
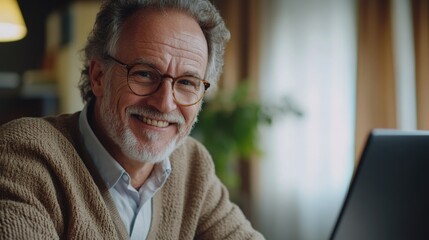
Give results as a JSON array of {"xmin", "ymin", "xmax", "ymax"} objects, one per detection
[{"xmin": 121, "ymin": 128, "xmax": 182, "ymax": 164}]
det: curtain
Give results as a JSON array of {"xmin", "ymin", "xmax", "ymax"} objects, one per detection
[
  {"xmin": 355, "ymin": 0, "xmax": 429, "ymax": 163},
  {"xmin": 412, "ymin": 0, "xmax": 429, "ymax": 130},
  {"xmin": 355, "ymin": 0, "xmax": 397, "ymax": 162}
]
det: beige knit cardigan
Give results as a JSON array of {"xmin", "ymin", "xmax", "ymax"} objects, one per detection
[{"xmin": 0, "ymin": 113, "xmax": 264, "ymax": 240}]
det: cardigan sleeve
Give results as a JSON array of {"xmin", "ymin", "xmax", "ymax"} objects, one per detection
[
  {"xmin": 0, "ymin": 201, "xmax": 60, "ymax": 240},
  {"xmin": 0, "ymin": 123, "xmax": 62, "ymax": 239},
  {"xmin": 0, "ymin": 116, "xmax": 132, "ymax": 240}
]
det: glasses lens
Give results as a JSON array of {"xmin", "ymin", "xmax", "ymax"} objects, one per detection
[
  {"xmin": 127, "ymin": 64, "xmax": 161, "ymax": 95},
  {"xmin": 126, "ymin": 63, "xmax": 206, "ymax": 106}
]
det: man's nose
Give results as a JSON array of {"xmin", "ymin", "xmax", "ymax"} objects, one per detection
[{"xmin": 146, "ymin": 79, "xmax": 178, "ymax": 113}]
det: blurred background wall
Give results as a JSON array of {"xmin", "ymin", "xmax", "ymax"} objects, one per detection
[
  {"xmin": 0, "ymin": 0, "xmax": 428, "ymax": 239},
  {"xmin": 0, "ymin": 0, "xmax": 99, "ymax": 123}
]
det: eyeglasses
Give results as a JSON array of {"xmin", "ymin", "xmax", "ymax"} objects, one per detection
[{"xmin": 106, "ymin": 55, "xmax": 210, "ymax": 107}]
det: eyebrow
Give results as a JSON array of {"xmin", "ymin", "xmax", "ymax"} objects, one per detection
[{"xmin": 131, "ymin": 58, "xmax": 158, "ymax": 69}]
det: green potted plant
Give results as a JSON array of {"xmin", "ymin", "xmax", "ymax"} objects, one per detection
[{"xmin": 191, "ymin": 81, "xmax": 302, "ymax": 197}]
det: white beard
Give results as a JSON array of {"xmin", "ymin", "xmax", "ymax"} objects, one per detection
[{"xmin": 98, "ymin": 82, "xmax": 199, "ymax": 164}]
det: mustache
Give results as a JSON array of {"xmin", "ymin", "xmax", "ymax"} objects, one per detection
[{"xmin": 126, "ymin": 106, "xmax": 186, "ymax": 125}]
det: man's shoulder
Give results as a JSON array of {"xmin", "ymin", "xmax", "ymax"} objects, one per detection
[
  {"xmin": 170, "ymin": 136, "xmax": 215, "ymax": 174},
  {"xmin": 0, "ymin": 113, "xmax": 80, "ymax": 144},
  {"xmin": 0, "ymin": 113, "xmax": 86, "ymax": 177},
  {"xmin": 0, "ymin": 117, "xmax": 52, "ymax": 141},
  {"xmin": 173, "ymin": 136, "xmax": 211, "ymax": 160}
]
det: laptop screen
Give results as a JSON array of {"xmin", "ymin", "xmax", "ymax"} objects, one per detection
[{"xmin": 330, "ymin": 129, "xmax": 429, "ymax": 240}]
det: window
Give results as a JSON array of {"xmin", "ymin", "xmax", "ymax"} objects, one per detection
[{"xmin": 256, "ymin": 0, "xmax": 356, "ymax": 239}]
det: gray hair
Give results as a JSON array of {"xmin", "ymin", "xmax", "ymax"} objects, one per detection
[{"xmin": 78, "ymin": 0, "xmax": 231, "ymax": 102}]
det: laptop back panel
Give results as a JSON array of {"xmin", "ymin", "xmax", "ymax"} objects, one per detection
[{"xmin": 330, "ymin": 129, "xmax": 429, "ymax": 240}]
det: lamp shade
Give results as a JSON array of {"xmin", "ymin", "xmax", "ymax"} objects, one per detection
[{"xmin": 0, "ymin": 0, "xmax": 27, "ymax": 42}]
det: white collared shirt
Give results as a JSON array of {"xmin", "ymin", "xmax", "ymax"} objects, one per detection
[{"xmin": 79, "ymin": 104, "xmax": 171, "ymax": 239}]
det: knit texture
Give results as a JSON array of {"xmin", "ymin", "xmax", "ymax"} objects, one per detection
[{"xmin": 0, "ymin": 113, "xmax": 264, "ymax": 240}]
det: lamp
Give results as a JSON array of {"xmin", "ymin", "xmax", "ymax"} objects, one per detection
[{"xmin": 0, "ymin": 0, "xmax": 27, "ymax": 42}]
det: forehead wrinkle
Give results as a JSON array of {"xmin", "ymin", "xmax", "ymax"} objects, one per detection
[
  {"xmin": 142, "ymin": 39, "xmax": 206, "ymax": 62},
  {"xmin": 132, "ymin": 41, "xmax": 207, "ymax": 70},
  {"xmin": 135, "ymin": 48, "xmax": 205, "ymax": 70},
  {"xmin": 176, "ymin": 32, "xmax": 207, "ymax": 52}
]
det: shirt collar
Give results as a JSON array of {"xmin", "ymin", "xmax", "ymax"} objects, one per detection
[{"xmin": 79, "ymin": 103, "xmax": 124, "ymax": 189}]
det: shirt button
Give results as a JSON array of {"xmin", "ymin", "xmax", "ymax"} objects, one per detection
[{"xmin": 122, "ymin": 174, "xmax": 129, "ymax": 182}]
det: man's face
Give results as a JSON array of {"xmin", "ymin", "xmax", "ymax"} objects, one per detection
[{"xmin": 90, "ymin": 9, "xmax": 208, "ymax": 164}]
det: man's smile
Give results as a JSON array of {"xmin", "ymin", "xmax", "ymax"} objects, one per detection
[{"xmin": 132, "ymin": 114, "xmax": 171, "ymax": 128}]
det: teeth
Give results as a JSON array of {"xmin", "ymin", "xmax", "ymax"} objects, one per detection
[{"xmin": 142, "ymin": 117, "xmax": 169, "ymax": 128}]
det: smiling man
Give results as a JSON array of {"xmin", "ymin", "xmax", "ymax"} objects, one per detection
[{"xmin": 0, "ymin": 1, "xmax": 264, "ymax": 239}]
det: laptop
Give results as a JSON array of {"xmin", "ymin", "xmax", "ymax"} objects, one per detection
[{"xmin": 330, "ymin": 129, "xmax": 429, "ymax": 240}]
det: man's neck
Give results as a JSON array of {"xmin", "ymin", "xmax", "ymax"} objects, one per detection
[{"xmin": 117, "ymin": 158, "xmax": 155, "ymax": 189}]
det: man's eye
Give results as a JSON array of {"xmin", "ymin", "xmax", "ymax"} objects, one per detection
[
  {"xmin": 130, "ymin": 71, "xmax": 160, "ymax": 83},
  {"xmin": 135, "ymin": 71, "xmax": 154, "ymax": 78},
  {"xmin": 177, "ymin": 79, "xmax": 193, "ymax": 86},
  {"xmin": 178, "ymin": 78, "xmax": 200, "ymax": 87}
]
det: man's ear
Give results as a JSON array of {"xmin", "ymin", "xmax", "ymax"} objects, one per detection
[{"xmin": 89, "ymin": 59, "xmax": 105, "ymax": 97}]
